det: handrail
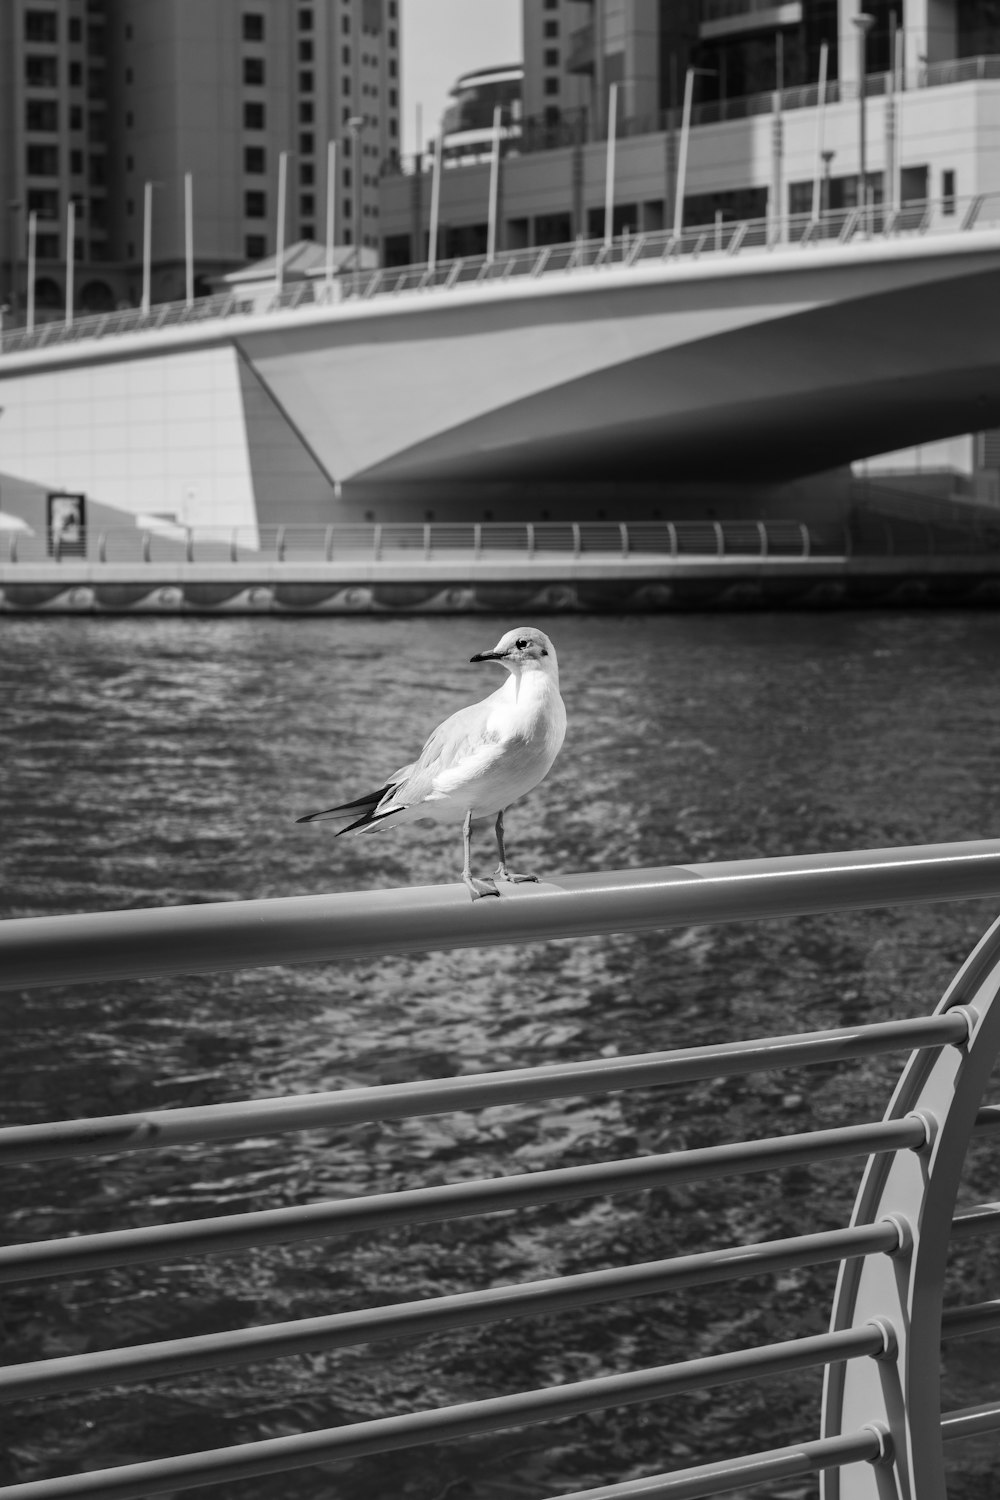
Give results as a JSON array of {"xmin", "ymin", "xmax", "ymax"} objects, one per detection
[
  {"xmin": 3, "ymin": 188, "xmax": 1000, "ymax": 359},
  {"xmin": 7, "ymin": 846, "xmax": 1000, "ymax": 1499},
  {"xmin": 0, "ymin": 1013, "xmax": 968, "ymax": 1164},
  {"xmin": 4, "ymin": 841, "xmax": 1000, "ymax": 991}
]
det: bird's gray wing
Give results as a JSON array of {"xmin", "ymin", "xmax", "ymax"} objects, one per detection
[{"xmin": 374, "ymin": 696, "xmax": 506, "ymax": 813}]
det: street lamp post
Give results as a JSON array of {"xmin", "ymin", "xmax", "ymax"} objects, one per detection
[
  {"xmin": 822, "ymin": 148, "xmax": 836, "ymax": 216},
  {"xmin": 673, "ymin": 68, "xmax": 716, "ymax": 240},
  {"xmin": 7, "ymin": 200, "xmax": 22, "ymax": 326},
  {"xmin": 347, "ymin": 115, "xmax": 365, "ymax": 293},
  {"xmin": 853, "ymin": 12, "xmax": 876, "ymax": 232}
]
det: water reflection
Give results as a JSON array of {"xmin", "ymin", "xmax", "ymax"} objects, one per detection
[{"xmin": 2, "ymin": 612, "xmax": 1000, "ymax": 1496}]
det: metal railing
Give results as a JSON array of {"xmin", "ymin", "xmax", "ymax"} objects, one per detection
[
  {"xmin": 6, "ymin": 513, "xmax": 1000, "ymax": 569},
  {"xmin": 2, "ymin": 188, "xmax": 998, "ymax": 361},
  {"xmin": 4, "ymin": 840, "xmax": 1000, "ymax": 1497}
]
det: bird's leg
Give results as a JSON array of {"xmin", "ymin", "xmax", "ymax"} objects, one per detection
[
  {"xmin": 463, "ymin": 809, "xmax": 498, "ymax": 899},
  {"xmin": 494, "ymin": 808, "xmax": 539, "ymax": 884}
]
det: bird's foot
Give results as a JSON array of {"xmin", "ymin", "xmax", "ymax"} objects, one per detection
[
  {"xmin": 464, "ymin": 874, "xmax": 500, "ymax": 900},
  {"xmin": 495, "ymin": 867, "xmax": 540, "ymax": 885}
]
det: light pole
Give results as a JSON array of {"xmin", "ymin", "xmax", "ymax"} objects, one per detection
[
  {"xmin": 7, "ymin": 200, "xmax": 22, "ymax": 326},
  {"xmin": 853, "ymin": 12, "xmax": 875, "ymax": 232},
  {"xmin": 822, "ymin": 148, "xmax": 836, "ymax": 216},
  {"xmin": 347, "ymin": 114, "xmax": 365, "ymax": 292},
  {"xmin": 673, "ymin": 68, "xmax": 716, "ymax": 240}
]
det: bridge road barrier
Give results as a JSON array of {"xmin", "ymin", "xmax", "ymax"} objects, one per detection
[
  {"xmin": 4, "ymin": 840, "xmax": 1000, "ymax": 1496},
  {"xmin": 5, "ymin": 188, "xmax": 1000, "ymax": 359}
]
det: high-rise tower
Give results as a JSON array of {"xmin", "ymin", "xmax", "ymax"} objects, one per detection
[{"xmin": 0, "ymin": 0, "xmax": 400, "ymax": 320}]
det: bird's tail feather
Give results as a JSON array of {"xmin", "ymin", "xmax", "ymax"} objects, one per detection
[
  {"xmin": 336, "ymin": 805, "xmax": 404, "ymax": 836},
  {"xmin": 295, "ymin": 786, "xmax": 392, "ymax": 824}
]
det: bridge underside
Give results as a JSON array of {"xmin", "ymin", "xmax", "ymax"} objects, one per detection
[{"xmin": 239, "ymin": 245, "xmax": 1000, "ymax": 515}]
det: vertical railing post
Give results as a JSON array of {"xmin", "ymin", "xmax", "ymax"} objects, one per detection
[
  {"xmin": 757, "ymin": 520, "xmax": 768, "ymax": 557},
  {"xmin": 473, "ymin": 523, "xmax": 482, "ymax": 560},
  {"xmin": 821, "ymin": 917, "xmax": 1000, "ymax": 1500},
  {"xmin": 186, "ymin": 527, "xmax": 194, "ymax": 563},
  {"xmin": 324, "ymin": 525, "xmax": 334, "ymax": 562},
  {"xmin": 373, "ymin": 523, "xmax": 382, "ymax": 562},
  {"xmin": 526, "ymin": 522, "xmax": 535, "ymax": 558},
  {"xmin": 572, "ymin": 523, "xmax": 582, "ymax": 557},
  {"xmin": 619, "ymin": 522, "xmax": 628, "ymax": 557},
  {"xmin": 424, "ymin": 523, "xmax": 432, "ymax": 559},
  {"xmin": 800, "ymin": 523, "xmax": 811, "ymax": 558},
  {"xmin": 276, "ymin": 525, "xmax": 286, "ymax": 562}
]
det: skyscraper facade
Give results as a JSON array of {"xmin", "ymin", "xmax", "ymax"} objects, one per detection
[{"xmin": 0, "ymin": 0, "xmax": 399, "ymax": 321}]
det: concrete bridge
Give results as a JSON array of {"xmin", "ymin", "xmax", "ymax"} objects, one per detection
[{"xmin": 2, "ymin": 203, "xmax": 1000, "ymax": 532}]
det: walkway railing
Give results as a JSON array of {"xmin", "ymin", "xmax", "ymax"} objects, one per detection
[
  {"xmin": 7, "ymin": 515, "xmax": 1000, "ymax": 568},
  {"xmin": 2, "ymin": 190, "xmax": 998, "ymax": 360},
  {"xmin": 4, "ymin": 840, "xmax": 1000, "ymax": 1497}
]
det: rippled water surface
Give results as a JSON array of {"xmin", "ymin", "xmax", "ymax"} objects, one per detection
[{"xmin": 3, "ymin": 612, "xmax": 1000, "ymax": 1498}]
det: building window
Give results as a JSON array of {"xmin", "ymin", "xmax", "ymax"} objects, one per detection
[
  {"xmin": 69, "ymin": 60, "xmax": 82, "ymax": 86},
  {"xmin": 300, "ymin": 161, "xmax": 314, "ymax": 184},
  {"xmin": 342, "ymin": 166, "xmax": 352, "ymax": 186},
  {"xmin": 26, "ymin": 98, "xmax": 58, "ymax": 131},
  {"xmin": 298, "ymin": 7, "xmax": 313, "ymax": 29},
  {"xmin": 545, "ymin": 0, "xmax": 558, "ymax": 7},
  {"xmin": 544, "ymin": 76, "xmax": 559, "ymax": 95},
  {"xmin": 88, "ymin": 155, "xmax": 106, "ymax": 186},
  {"xmin": 242, "ymin": 12, "xmax": 264, "ymax": 40},
  {"xmin": 342, "ymin": 14, "xmax": 350, "ymax": 31},
  {"xmin": 342, "ymin": 75, "xmax": 351, "ymax": 93},
  {"xmin": 544, "ymin": 19, "xmax": 558, "ymax": 36},
  {"xmin": 343, "ymin": 197, "xmax": 352, "ymax": 218},
  {"xmin": 389, "ymin": 116, "xmax": 397, "ymax": 136},
  {"xmin": 26, "ymin": 143, "xmax": 59, "ymax": 175},
  {"xmin": 244, "ymin": 100, "xmax": 265, "ymax": 128},
  {"xmin": 124, "ymin": 65, "xmax": 133, "ymax": 83},
  {"xmin": 125, "ymin": 153, "xmax": 133, "ymax": 169},
  {"xmin": 245, "ymin": 190, "xmax": 266, "ymax": 218},
  {"xmin": 26, "ymin": 54, "xmax": 58, "ymax": 86},
  {"xmin": 299, "ymin": 39, "xmax": 313, "ymax": 60},
  {"xmin": 245, "ymin": 233, "xmax": 266, "ymax": 258},
  {"xmin": 299, "ymin": 131, "xmax": 314, "ymax": 155},
  {"xmin": 36, "ymin": 233, "xmax": 60, "ymax": 258},
  {"xmin": 342, "ymin": 44, "xmax": 350, "ymax": 63},
  {"xmin": 301, "ymin": 222, "xmax": 315, "ymax": 239},
  {"xmin": 27, "ymin": 187, "xmax": 58, "ymax": 216},
  {"xmin": 545, "ymin": 48, "xmax": 559, "ymax": 66},
  {"xmin": 388, "ymin": 57, "xmax": 396, "ymax": 76},
  {"xmin": 299, "ymin": 100, "xmax": 314, "ymax": 122},
  {"xmin": 388, "ymin": 27, "xmax": 396, "ymax": 46},
  {"xmin": 300, "ymin": 193, "xmax": 315, "ymax": 215},
  {"xmin": 299, "ymin": 69, "xmax": 314, "ymax": 91},
  {"xmin": 943, "ymin": 168, "xmax": 956, "ymax": 213},
  {"xmin": 389, "ymin": 87, "xmax": 397, "ymax": 106},
  {"xmin": 243, "ymin": 56, "xmax": 264, "ymax": 85},
  {"xmin": 69, "ymin": 16, "xmax": 81, "ymax": 41},
  {"xmin": 244, "ymin": 145, "xmax": 266, "ymax": 173},
  {"xmin": 24, "ymin": 9, "xmax": 58, "ymax": 43},
  {"xmin": 70, "ymin": 148, "xmax": 83, "ymax": 172}
]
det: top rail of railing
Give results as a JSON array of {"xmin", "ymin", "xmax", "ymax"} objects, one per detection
[
  {"xmin": 2, "ymin": 190, "xmax": 997, "ymax": 360},
  {"xmin": 4, "ymin": 840, "xmax": 1000, "ymax": 993},
  {"xmin": 7, "ymin": 514, "xmax": 1000, "ymax": 566}
]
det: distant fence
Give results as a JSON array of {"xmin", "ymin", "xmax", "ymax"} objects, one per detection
[
  {"xmin": 6, "ymin": 517, "xmax": 1000, "ymax": 568},
  {"xmin": 2, "ymin": 189, "xmax": 998, "ymax": 360}
]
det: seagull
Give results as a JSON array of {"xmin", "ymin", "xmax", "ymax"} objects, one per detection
[{"xmin": 296, "ymin": 626, "xmax": 567, "ymax": 898}]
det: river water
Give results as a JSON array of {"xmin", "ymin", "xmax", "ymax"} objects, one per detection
[{"xmin": 2, "ymin": 612, "xmax": 1000, "ymax": 1499}]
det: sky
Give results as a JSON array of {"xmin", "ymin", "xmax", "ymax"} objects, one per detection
[{"xmin": 400, "ymin": 0, "xmax": 522, "ymax": 158}]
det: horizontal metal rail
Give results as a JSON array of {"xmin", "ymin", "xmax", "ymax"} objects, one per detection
[
  {"xmin": 5, "ymin": 841, "xmax": 1000, "ymax": 992},
  {"xmin": 0, "ymin": 1116, "xmax": 930, "ymax": 1284},
  {"xmin": 941, "ymin": 1401, "xmax": 1000, "ymax": 1442},
  {"xmin": 0, "ymin": 1221, "xmax": 904, "ymax": 1401},
  {"xmin": 952, "ymin": 1199, "xmax": 1000, "ymax": 1238},
  {"xmin": 0, "ymin": 1013, "xmax": 968, "ymax": 1164},
  {"xmin": 941, "ymin": 1298, "xmax": 1000, "ymax": 1339},
  {"xmin": 542, "ymin": 1427, "xmax": 888, "ymax": 1500},
  {"xmin": 0, "ymin": 1325, "xmax": 888, "ymax": 1500}
]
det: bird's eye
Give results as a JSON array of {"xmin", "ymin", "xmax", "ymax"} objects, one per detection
[{"xmin": 515, "ymin": 638, "xmax": 528, "ymax": 650}]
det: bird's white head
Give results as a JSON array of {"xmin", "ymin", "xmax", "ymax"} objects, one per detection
[{"xmin": 470, "ymin": 626, "xmax": 558, "ymax": 680}]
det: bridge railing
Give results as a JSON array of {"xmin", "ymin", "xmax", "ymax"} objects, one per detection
[
  {"xmin": 6, "ymin": 515, "xmax": 1000, "ymax": 568},
  {"xmin": 2, "ymin": 189, "xmax": 998, "ymax": 361},
  {"xmin": 3, "ymin": 841, "xmax": 1000, "ymax": 1499}
]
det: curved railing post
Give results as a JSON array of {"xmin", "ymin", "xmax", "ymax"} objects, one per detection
[{"xmin": 821, "ymin": 914, "xmax": 1000, "ymax": 1500}]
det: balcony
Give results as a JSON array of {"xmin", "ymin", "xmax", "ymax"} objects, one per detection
[
  {"xmin": 566, "ymin": 21, "xmax": 595, "ymax": 74},
  {"xmin": 700, "ymin": 0, "xmax": 803, "ymax": 41}
]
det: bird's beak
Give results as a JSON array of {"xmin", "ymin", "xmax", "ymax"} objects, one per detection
[{"xmin": 470, "ymin": 648, "xmax": 504, "ymax": 663}]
